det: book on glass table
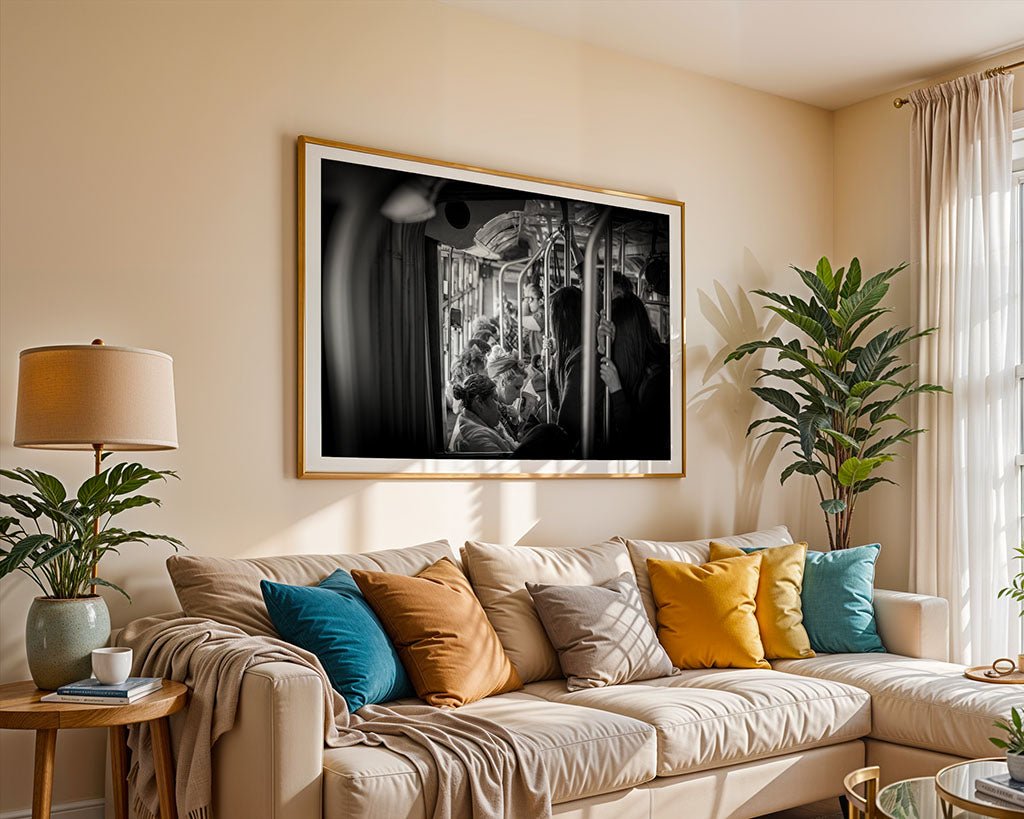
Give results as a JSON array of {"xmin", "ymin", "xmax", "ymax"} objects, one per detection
[
  {"xmin": 39, "ymin": 677, "xmax": 163, "ymax": 705},
  {"xmin": 975, "ymin": 774, "xmax": 1024, "ymax": 808}
]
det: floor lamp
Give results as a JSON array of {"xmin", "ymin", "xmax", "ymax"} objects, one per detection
[{"xmin": 13, "ymin": 340, "xmax": 178, "ymax": 578}]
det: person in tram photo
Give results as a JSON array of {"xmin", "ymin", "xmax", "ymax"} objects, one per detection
[
  {"xmin": 470, "ymin": 316, "xmax": 500, "ymax": 347},
  {"xmin": 512, "ymin": 422, "xmax": 574, "ymax": 460},
  {"xmin": 466, "ymin": 336, "xmax": 492, "ymax": 358},
  {"xmin": 521, "ymin": 282, "xmax": 545, "ymax": 358},
  {"xmin": 487, "ymin": 351, "xmax": 541, "ymax": 440},
  {"xmin": 598, "ymin": 292, "xmax": 671, "ymax": 460},
  {"xmin": 448, "ymin": 373, "xmax": 517, "ymax": 454},
  {"xmin": 612, "ymin": 272, "xmax": 634, "ymax": 300},
  {"xmin": 547, "ymin": 285, "xmax": 592, "ymax": 454}
]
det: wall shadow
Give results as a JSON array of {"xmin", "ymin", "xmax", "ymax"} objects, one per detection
[{"xmin": 688, "ymin": 251, "xmax": 783, "ymax": 533}]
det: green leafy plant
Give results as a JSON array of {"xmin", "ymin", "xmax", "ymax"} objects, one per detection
[
  {"xmin": 726, "ymin": 257, "xmax": 947, "ymax": 550},
  {"xmin": 990, "ymin": 707, "xmax": 1024, "ymax": 754},
  {"xmin": 998, "ymin": 544, "xmax": 1024, "ymax": 616},
  {"xmin": 0, "ymin": 464, "xmax": 183, "ymax": 600}
]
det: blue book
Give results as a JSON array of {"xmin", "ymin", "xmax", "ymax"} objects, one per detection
[{"xmin": 57, "ymin": 677, "xmax": 162, "ymax": 697}]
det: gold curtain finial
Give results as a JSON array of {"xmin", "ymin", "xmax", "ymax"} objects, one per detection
[{"xmin": 893, "ymin": 97, "xmax": 910, "ymax": 109}]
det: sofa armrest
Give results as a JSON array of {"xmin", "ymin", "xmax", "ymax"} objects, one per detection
[
  {"xmin": 212, "ymin": 662, "xmax": 325, "ymax": 819},
  {"xmin": 873, "ymin": 588, "xmax": 949, "ymax": 662}
]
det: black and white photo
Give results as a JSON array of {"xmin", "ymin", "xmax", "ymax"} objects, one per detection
[{"xmin": 299, "ymin": 137, "xmax": 684, "ymax": 477}]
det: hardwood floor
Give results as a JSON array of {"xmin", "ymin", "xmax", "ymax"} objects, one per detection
[{"xmin": 758, "ymin": 798, "xmax": 844, "ymax": 818}]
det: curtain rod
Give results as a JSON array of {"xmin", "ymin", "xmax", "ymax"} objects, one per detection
[{"xmin": 893, "ymin": 58, "xmax": 1024, "ymax": 108}]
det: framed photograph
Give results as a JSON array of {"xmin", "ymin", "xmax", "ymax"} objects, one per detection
[{"xmin": 298, "ymin": 136, "xmax": 685, "ymax": 478}]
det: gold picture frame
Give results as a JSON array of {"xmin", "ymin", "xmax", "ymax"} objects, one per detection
[{"xmin": 298, "ymin": 135, "xmax": 685, "ymax": 479}]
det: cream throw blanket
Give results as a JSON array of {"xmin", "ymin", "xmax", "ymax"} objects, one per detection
[{"xmin": 118, "ymin": 615, "xmax": 550, "ymax": 819}]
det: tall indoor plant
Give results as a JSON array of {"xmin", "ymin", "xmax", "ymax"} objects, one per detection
[
  {"xmin": 726, "ymin": 257, "xmax": 946, "ymax": 550},
  {"xmin": 0, "ymin": 464, "xmax": 182, "ymax": 688}
]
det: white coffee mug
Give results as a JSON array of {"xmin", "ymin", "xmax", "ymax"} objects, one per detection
[{"xmin": 92, "ymin": 647, "xmax": 132, "ymax": 685}]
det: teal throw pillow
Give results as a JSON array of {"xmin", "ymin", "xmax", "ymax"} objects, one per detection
[
  {"xmin": 261, "ymin": 569, "xmax": 414, "ymax": 711},
  {"xmin": 801, "ymin": 543, "xmax": 885, "ymax": 654},
  {"xmin": 734, "ymin": 542, "xmax": 885, "ymax": 654}
]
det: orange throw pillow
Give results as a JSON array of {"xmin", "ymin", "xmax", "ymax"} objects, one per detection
[
  {"xmin": 647, "ymin": 554, "xmax": 770, "ymax": 669},
  {"xmin": 351, "ymin": 557, "xmax": 522, "ymax": 707}
]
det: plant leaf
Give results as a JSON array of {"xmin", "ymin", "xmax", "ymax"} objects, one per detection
[
  {"xmin": 837, "ymin": 455, "xmax": 892, "ymax": 487},
  {"xmin": 91, "ymin": 576, "xmax": 131, "ymax": 602},
  {"xmin": 751, "ymin": 387, "xmax": 800, "ymax": 418},
  {"xmin": 820, "ymin": 499, "xmax": 847, "ymax": 515},
  {"xmin": 840, "ymin": 257, "xmax": 862, "ymax": 297},
  {"xmin": 798, "ymin": 411, "xmax": 831, "ymax": 458},
  {"xmin": 816, "ymin": 257, "xmax": 836, "ymax": 299},
  {"xmin": 77, "ymin": 473, "xmax": 110, "ymax": 506},
  {"xmin": 822, "ymin": 428, "xmax": 859, "ymax": 450}
]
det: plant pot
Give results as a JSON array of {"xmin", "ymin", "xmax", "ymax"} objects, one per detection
[
  {"xmin": 25, "ymin": 596, "xmax": 111, "ymax": 690},
  {"xmin": 1008, "ymin": 752, "xmax": 1024, "ymax": 782}
]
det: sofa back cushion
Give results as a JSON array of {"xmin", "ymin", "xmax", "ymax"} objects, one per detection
[
  {"xmin": 463, "ymin": 539, "xmax": 634, "ymax": 683},
  {"xmin": 167, "ymin": 539, "xmax": 454, "ymax": 637},
  {"xmin": 622, "ymin": 525, "xmax": 795, "ymax": 624}
]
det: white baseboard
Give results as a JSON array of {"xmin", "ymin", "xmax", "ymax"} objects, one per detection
[{"xmin": 0, "ymin": 799, "xmax": 104, "ymax": 819}]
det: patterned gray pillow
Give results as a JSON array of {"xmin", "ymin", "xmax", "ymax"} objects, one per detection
[{"xmin": 526, "ymin": 572, "xmax": 676, "ymax": 691}]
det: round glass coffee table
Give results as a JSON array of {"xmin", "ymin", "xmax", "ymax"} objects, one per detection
[{"xmin": 876, "ymin": 758, "xmax": 1024, "ymax": 818}]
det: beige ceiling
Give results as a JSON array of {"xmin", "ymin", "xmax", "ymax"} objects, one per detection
[{"xmin": 444, "ymin": 0, "xmax": 1024, "ymax": 110}]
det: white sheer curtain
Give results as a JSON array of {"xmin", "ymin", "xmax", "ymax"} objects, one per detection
[{"xmin": 911, "ymin": 72, "xmax": 1021, "ymax": 664}]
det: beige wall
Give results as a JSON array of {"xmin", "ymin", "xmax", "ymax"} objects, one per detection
[
  {"xmin": 0, "ymin": 0, "xmax": 837, "ymax": 810},
  {"xmin": 834, "ymin": 46, "xmax": 1024, "ymax": 591}
]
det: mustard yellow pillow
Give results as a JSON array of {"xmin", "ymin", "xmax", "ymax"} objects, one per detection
[
  {"xmin": 710, "ymin": 541, "xmax": 814, "ymax": 660},
  {"xmin": 352, "ymin": 558, "xmax": 522, "ymax": 707},
  {"xmin": 647, "ymin": 555, "xmax": 769, "ymax": 669}
]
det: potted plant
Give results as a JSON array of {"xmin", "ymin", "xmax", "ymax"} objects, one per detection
[
  {"xmin": 990, "ymin": 707, "xmax": 1024, "ymax": 781},
  {"xmin": 726, "ymin": 257, "xmax": 946, "ymax": 550},
  {"xmin": 0, "ymin": 464, "xmax": 182, "ymax": 688}
]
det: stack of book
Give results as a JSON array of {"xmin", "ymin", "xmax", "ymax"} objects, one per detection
[
  {"xmin": 40, "ymin": 677, "xmax": 163, "ymax": 705},
  {"xmin": 976, "ymin": 773, "xmax": 1024, "ymax": 809}
]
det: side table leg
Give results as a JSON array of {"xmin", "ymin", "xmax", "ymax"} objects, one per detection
[
  {"xmin": 32, "ymin": 728, "xmax": 57, "ymax": 819},
  {"xmin": 150, "ymin": 717, "xmax": 178, "ymax": 819},
  {"xmin": 109, "ymin": 725, "xmax": 129, "ymax": 819}
]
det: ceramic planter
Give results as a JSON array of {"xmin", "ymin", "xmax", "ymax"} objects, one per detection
[
  {"xmin": 25, "ymin": 596, "xmax": 110, "ymax": 690},
  {"xmin": 1008, "ymin": 752, "xmax": 1024, "ymax": 782}
]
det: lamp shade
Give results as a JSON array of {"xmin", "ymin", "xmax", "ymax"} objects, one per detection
[{"xmin": 14, "ymin": 345, "xmax": 178, "ymax": 451}]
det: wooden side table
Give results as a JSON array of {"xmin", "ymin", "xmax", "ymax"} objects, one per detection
[{"xmin": 0, "ymin": 680, "xmax": 188, "ymax": 819}]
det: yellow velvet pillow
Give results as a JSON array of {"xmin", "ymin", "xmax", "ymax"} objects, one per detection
[
  {"xmin": 351, "ymin": 557, "xmax": 522, "ymax": 707},
  {"xmin": 709, "ymin": 541, "xmax": 815, "ymax": 660},
  {"xmin": 647, "ymin": 554, "xmax": 769, "ymax": 669}
]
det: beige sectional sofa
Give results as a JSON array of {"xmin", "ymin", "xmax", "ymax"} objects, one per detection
[{"xmin": 156, "ymin": 526, "xmax": 1022, "ymax": 819}]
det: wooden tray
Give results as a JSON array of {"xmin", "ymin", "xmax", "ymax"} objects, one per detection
[{"xmin": 965, "ymin": 665, "xmax": 1024, "ymax": 684}]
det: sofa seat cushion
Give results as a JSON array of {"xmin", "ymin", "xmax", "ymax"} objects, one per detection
[
  {"xmin": 524, "ymin": 668, "xmax": 870, "ymax": 777},
  {"xmin": 773, "ymin": 653, "xmax": 1023, "ymax": 758},
  {"xmin": 322, "ymin": 692, "xmax": 657, "ymax": 816}
]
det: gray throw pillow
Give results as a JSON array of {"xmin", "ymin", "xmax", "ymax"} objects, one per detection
[{"xmin": 526, "ymin": 572, "xmax": 676, "ymax": 691}]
